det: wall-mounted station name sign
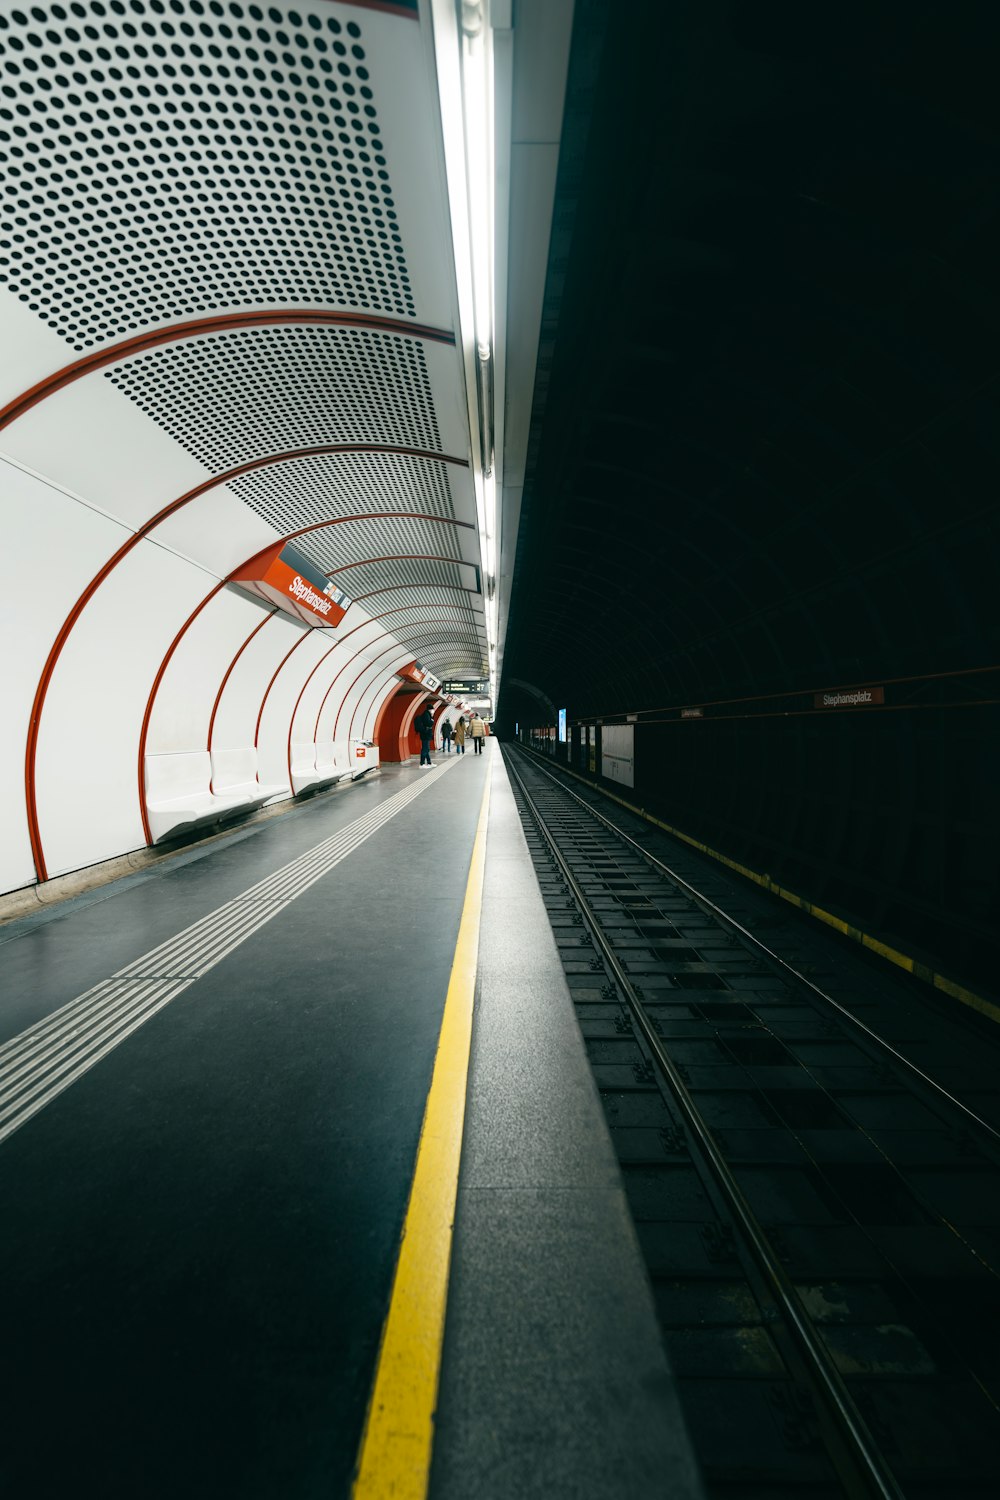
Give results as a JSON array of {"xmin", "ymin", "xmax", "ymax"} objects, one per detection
[
  {"xmin": 813, "ymin": 686, "xmax": 885, "ymax": 709},
  {"xmin": 399, "ymin": 660, "xmax": 442, "ymax": 693},
  {"xmin": 232, "ymin": 543, "xmax": 351, "ymax": 627}
]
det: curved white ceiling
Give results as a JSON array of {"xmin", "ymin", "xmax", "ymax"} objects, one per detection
[{"xmin": 0, "ymin": 0, "xmax": 573, "ymax": 892}]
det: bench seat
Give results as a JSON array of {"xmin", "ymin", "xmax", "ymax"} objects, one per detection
[
  {"xmin": 211, "ymin": 746, "xmax": 287, "ymax": 811},
  {"xmin": 144, "ymin": 751, "xmax": 249, "ymax": 844},
  {"xmin": 290, "ymin": 740, "xmax": 351, "ymax": 796}
]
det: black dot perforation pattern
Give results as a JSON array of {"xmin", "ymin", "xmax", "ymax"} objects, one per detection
[
  {"xmin": 374, "ymin": 602, "xmax": 482, "ymax": 632},
  {"xmin": 395, "ymin": 621, "xmax": 482, "ymax": 644},
  {"xmin": 393, "ymin": 629, "xmax": 484, "ymax": 661},
  {"xmin": 328, "ymin": 556, "xmax": 468, "ymax": 595},
  {"xmin": 396, "ymin": 629, "xmax": 484, "ymax": 662},
  {"xmin": 0, "ymin": 0, "xmax": 414, "ymax": 348},
  {"xmin": 416, "ymin": 647, "xmax": 487, "ymax": 674},
  {"xmin": 292, "ymin": 512, "xmax": 463, "ymax": 578},
  {"xmin": 359, "ymin": 584, "xmax": 479, "ymax": 617},
  {"xmin": 230, "ymin": 451, "xmax": 457, "ymax": 537},
  {"xmin": 107, "ymin": 324, "xmax": 441, "ymax": 469}
]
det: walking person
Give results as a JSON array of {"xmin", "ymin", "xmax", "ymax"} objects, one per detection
[
  {"xmin": 453, "ymin": 716, "xmax": 467, "ymax": 755},
  {"xmin": 441, "ymin": 717, "xmax": 454, "ymax": 754},
  {"xmin": 414, "ymin": 705, "xmax": 434, "ymax": 766},
  {"xmin": 470, "ymin": 712, "xmax": 486, "ymax": 754}
]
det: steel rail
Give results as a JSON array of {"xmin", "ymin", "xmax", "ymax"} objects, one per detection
[
  {"xmin": 517, "ymin": 748, "xmax": 1000, "ymax": 1151},
  {"xmin": 504, "ymin": 747, "xmax": 906, "ymax": 1500}
]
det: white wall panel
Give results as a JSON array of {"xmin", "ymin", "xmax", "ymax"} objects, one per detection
[
  {"xmin": 0, "ymin": 289, "xmax": 80, "ymax": 407},
  {"xmin": 601, "ymin": 725, "xmax": 636, "ymax": 789},
  {"xmin": 361, "ymin": 6, "xmax": 455, "ymax": 332},
  {"xmin": 314, "ymin": 621, "xmax": 394, "ymax": 744},
  {"xmin": 356, "ymin": 670, "xmax": 404, "ymax": 742},
  {"xmin": 255, "ymin": 629, "xmax": 331, "ymax": 789},
  {"xmin": 328, "ymin": 642, "xmax": 403, "ymax": 744},
  {"xmin": 340, "ymin": 652, "xmax": 410, "ymax": 743},
  {"xmin": 0, "ymin": 459, "xmax": 130, "ymax": 893},
  {"xmin": 422, "ymin": 342, "xmax": 475, "ymax": 473},
  {"xmin": 210, "ymin": 608, "xmax": 286, "ymax": 753},
  {"xmin": 153, "ymin": 484, "xmax": 281, "ymax": 580},
  {"xmin": 287, "ymin": 636, "xmax": 357, "ymax": 752},
  {"xmin": 146, "ymin": 587, "xmax": 270, "ymax": 757},
  {"xmin": 36, "ymin": 540, "xmax": 215, "ymax": 879},
  {"xmin": 1, "ymin": 368, "xmax": 210, "ymax": 532}
]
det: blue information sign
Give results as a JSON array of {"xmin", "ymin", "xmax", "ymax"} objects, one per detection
[{"xmin": 558, "ymin": 708, "xmax": 567, "ymax": 743}]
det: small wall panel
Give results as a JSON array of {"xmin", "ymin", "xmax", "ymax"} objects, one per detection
[
  {"xmin": 146, "ymin": 588, "xmax": 270, "ymax": 757},
  {"xmin": 0, "ymin": 458, "xmax": 130, "ymax": 892},
  {"xmin": 255, "ymin": 628, "xmax": 334, "ymax": 790},
  {"xmin": 37, "ymin": 541, "xmax": 215, "ymax": 879}
]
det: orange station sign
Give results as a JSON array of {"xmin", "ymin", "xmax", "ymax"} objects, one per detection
[
  {"xmin": 398, "ymin": 660, "xmax": 442, "ymax": 692},
  {"xmin": 233, "ymin": 543, "xmax": 351, "ymax": 627}
]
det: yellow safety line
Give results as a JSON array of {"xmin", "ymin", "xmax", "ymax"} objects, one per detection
[
  {"xmin": 352, "ymin": 763, "xmax": 492, "ymax": 1500},
  {"xmin": 546, "ymin": 755, "xmax": 1000, "ymax": 1027}
]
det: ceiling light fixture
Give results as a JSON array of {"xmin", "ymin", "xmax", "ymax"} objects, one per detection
[{"xmin": 432, "ymin": 0, "xmax": 499, "ymax": 714}]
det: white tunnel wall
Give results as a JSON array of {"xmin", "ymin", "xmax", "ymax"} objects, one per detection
[
  {"xmin": 334, "ymin": 648, "xmax": 409, "ymax": 744},
  {"xmin": 146, "ymin": 589, "xmax": 270, "ymax": 757},
  {"xmin": 285, "ymin": 626, "xmax": 365, "ymax": 754},
  {"xmin": 354, "ymin": 662, "xmax": 410, "ymax": 742},
  {"xmin": 210, "ymin": 610, "xmax": 294, "ymax": 755},
  {"xmin": 0, "ymin": 456, "xmax": 126, "ymax": 892},
  {"xmin": 0, "ymin": 0, "xmax": 498, "ymax": 896},
  {"xmin": 313, "ymin": 622, "xmax": 396, "ymax": 745},
  {"xmin": 1, "ymin": 443, "xmax": 442, "ymax": 894},
  {"xmin": 39, "ymin": 538, "xmax": 216, "ymax": 880}
]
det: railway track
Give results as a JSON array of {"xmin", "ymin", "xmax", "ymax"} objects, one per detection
[{"xmin": 504, "ymin": 744, "xmax": 1000, "ymax": 1499}]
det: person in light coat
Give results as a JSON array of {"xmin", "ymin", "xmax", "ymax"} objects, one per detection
[
  {"xmin": 470, "ymin": 713, "xmax": 486, "ymax": 754},
  {"xmin": 453, "ymin": 717, "xmax": 467, "ymax": 754}
]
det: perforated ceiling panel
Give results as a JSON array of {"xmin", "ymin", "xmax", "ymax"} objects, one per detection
[
  {"xmin": 336, "ymin": 556, "xmax": 474, "ymax": 597},
  {"xmin": 230, "ymin": 451, "xmax": 457, "ymax": 533},
  {"xmin": 374, "ymin": 602, "xmax": 482, "ymax": 630},
  {"xmin": 395, "ymin": 628, "xmax": 485, "ymax": 663},
  {"xmin": 0, "ymin": 0, "xmax": 413, "ymax": 348},
  {"xmin": 108, "ymin": 325, "xmax": 442, "ymax": 468},
  {"xmin": 294, "ymin": 513, "xmax": 464, "ymax": 576},
  {"xmin": 362, "ymin": 584, "xmax": 478, "ymax": 616}
]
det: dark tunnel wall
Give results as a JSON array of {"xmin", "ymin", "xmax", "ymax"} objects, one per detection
[{"xmin": 500, "ymin": 0, "xmax": 1000, "ymax": 988}]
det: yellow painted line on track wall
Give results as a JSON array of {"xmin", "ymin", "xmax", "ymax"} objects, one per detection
[
  {"xmin": 543, "ymin": 752, "xmax": 1000, "ymax": 1028},
  {"xmin": 352, "ymin": 762, "xmax": 492, "ymax": 1500}
]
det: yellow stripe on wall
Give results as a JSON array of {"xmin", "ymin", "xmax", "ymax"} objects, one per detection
[
  {"xmin": 352, "ymin": 765, "xmax": 492, "ymax": 1500},
  {"xmin": 545, "ymin": 753, "xmax": 1000, "ymax": 1027}
]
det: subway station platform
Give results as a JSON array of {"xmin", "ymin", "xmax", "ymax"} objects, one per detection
[{"xmin": 0, "ymin": 742, "xmax": 702, "ymax": 1500}]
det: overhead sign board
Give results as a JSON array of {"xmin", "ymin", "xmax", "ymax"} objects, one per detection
[
  {"xmin": 233, "ymin": 543, "xmax": 351, "ymax": 627},
  {"xmin": 399, "ymin": 660, "xmax": 442, "ymax": 693},
  {"xmin": 814, "ymin": 686, "xmax": 885, "ymax": 709},
  {"xmin": 680, "ymin": 708, "xmax": 704, "ymax": 719}
]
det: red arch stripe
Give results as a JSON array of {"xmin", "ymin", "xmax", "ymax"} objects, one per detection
[
  {"xmin": 0, "ymin": 311, "xmax": 454, "ymax": 432},
  {"xmin": 27, "ymin": 504, "xmax": 471, "ymax": 879}
]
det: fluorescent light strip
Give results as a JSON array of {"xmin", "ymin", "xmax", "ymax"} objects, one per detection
[{"xmin": 432, "ymin": 0, "xmax": 498, "ymax": 713}]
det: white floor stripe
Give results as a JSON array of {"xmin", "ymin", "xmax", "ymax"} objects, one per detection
[{"xmin": 0, "ymin": 760, "xmax": 461, "ymax": 1145}]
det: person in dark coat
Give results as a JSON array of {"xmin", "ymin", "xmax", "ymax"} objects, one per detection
[{"xmin": 414, "ymin": 706, "xmax": 434, "ymax": 766}]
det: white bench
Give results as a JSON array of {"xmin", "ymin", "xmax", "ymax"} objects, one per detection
[
  {"xmin": 211, "ymin": 746, "xmax": 287, "ymax": 811},
  {"xmin": 144, "ymin": 751, "xmax": 248, "ymax": 844},
  {"xmin": 350, "ymin": 741, "xmax": 381, "ymax": 778},
  {"xmin": 290, "ymin": 740, "xmax": 351, "ymax": 796},
  {"xmin": 315, "ymin": 740, "xmax": 351, "ymax": 786}
]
